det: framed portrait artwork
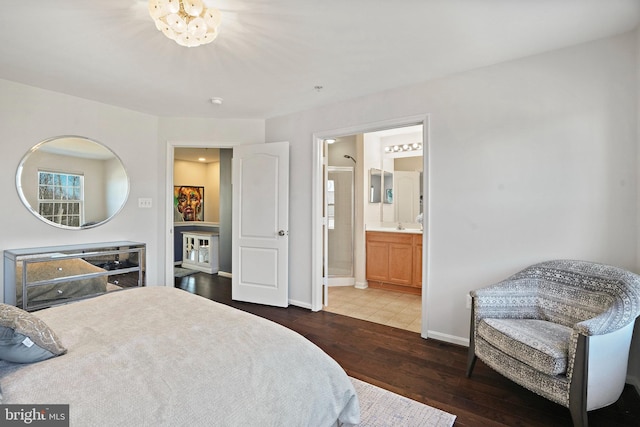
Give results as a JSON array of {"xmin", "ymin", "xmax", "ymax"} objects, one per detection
[{"xmin": 174, "ymin": 186, "xmax": 204, "ymax": 222}]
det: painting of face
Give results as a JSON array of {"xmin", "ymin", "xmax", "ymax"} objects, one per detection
[{"xmin": 174, "ymin": 186, "xmax": 204, "ymax": 221}]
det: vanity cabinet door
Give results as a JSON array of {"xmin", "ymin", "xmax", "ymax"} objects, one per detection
[
  {"xmin": 366, "ymin": 240, "xmax": 389, "ymax": 282},
  {"xmin": 388, "ymin": 242, "xmax": 413, "ymax": 285},
  {"xmin": 412, "ymin": 234, "xmax": 423, "ymax": 288}
]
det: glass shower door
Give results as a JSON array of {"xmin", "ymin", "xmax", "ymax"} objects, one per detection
[{"xmin": 327, "ymin": 167, "xmax": 354, "ymax": 277}]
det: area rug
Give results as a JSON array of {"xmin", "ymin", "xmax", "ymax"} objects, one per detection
[
  {"xmin": 350, "ymin": 377, "xmax": 456, "ymax": 427},
  {"xmin": 174, "ymin": 267, "xmax": 198, "ymax": 278}
]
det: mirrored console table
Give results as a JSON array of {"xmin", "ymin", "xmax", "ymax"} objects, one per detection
[
  {"xmin": 4, "ymin": 241, "xmax": 145, "ymax": 311},
  {"xmin": 182, "ymin": 232, "xmax": 218, "ymax": 274}
]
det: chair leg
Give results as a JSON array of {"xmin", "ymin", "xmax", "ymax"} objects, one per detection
[
  {"xmin": 466, "ymin": 351, "xmax": 477, "ymax": 377},
  {"xmin": 466, "ymin": 297, "xmax": 477, "ymax": 377},
  {"xmin": 568, "ymin": 334, "xmax": 589, "ymax": 427},
  {"xmin": 569, "ymin": 401, "xmax": 588, "ymax": 427}
]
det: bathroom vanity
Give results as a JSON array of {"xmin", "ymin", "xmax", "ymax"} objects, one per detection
[{"xmin": 365, "ymin": 230, "xmax": 422, "ymax": 295}]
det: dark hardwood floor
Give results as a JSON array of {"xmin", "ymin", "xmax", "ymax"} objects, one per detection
[{"xmin": 175, "ymin": 273, "xmax": 640, "ymax": 427}]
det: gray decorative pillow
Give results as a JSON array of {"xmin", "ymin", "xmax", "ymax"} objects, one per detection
[{"xmin": 0, "ymin": 304, "xmax": 66, "ymax": 363}]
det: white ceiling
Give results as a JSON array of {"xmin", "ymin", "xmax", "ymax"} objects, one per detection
[
  {"xmin": 175, "ymin": 147, "xmax": 220, "ymax": 163},
  {"xmin": 1, "ymin": 1, "xmax": 638, "ymax": 119}
]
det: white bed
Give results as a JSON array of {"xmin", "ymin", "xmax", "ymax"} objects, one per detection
[{"xmin": 0, "ymin": 286, "xmax": 360, "ymax": 426}]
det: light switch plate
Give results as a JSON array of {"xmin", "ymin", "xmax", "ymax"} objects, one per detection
[{"xmin": 138, "ymin": 198, "xmax": 152, "ymax": 208}]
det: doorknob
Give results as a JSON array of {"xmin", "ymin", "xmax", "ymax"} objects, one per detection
[{"xmin": 278, "ymin": 230, "xmax": 287, "ymax": 236}]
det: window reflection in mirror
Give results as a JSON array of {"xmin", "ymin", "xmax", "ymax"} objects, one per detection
[
  {"xmin": 16, "ymin": 136, "xmax": 129, "ymax": 229},
  {"xmin": 369, "ymin": 168, "xmax": 382, "ymax": 203},
  {"xmin": 383, "ymin": 171, "xmax": 393, "ymax": 204}
]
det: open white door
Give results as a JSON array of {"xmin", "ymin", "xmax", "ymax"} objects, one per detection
[
  {"xmin": 232, "ymin": 141, "xmax": 289, "ymax": 307},
  {"xmin": 322, "ymin": 148, "xmax": 329, "ymax": 306}
]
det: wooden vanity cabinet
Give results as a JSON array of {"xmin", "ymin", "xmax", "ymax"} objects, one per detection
[
  {"xmin": 366, "ymin": 231, "xmax": 422, "ymax": 295},
  {"xmin": 412, "ymin": 234, "xmax": 423, "ymax": 287}
]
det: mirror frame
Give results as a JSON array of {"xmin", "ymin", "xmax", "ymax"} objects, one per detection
[{"xmin": 16, "ymin": 135, "xmax": 130, "ymax": 230}]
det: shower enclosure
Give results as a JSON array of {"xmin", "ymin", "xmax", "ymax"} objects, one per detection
[{"xmin": 326, "ymin": 166, "xmax": 354, "ymax": 281}]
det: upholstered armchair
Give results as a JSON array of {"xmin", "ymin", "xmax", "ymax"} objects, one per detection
[{"xmin": 466, "ymin": 260, "xmax": 640, "ymax": 427}]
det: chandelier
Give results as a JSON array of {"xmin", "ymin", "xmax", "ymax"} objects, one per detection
[{"xmin": 148, "ymin": 0, "xmax": 222, "ymax": 47}]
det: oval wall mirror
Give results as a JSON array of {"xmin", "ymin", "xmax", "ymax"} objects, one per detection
[{"xmin": 16, "ymin": 136, "xmax": 129, "ymax": 229}]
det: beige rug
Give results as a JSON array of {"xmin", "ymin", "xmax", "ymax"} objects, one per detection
[{"xmin": 351, "ymin": 377, "xmax": 456, "ymax": 427}]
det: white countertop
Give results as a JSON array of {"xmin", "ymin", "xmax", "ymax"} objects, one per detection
[{"xmin": 366, "ymin": 226, "xmax": 422, "ymax": 234}]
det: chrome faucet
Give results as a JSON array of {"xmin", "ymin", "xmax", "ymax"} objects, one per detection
[{"xmin": 397, "ymin": 222, "xmax": 405, "ymax": 230}]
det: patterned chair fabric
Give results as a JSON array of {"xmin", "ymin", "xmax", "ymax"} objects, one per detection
[{"xmin": 467, "ymin": 260, "xmax": 640, "ymax": 427}]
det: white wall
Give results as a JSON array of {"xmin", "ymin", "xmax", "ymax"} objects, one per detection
[
  {"xmin": 0, "ymin": 78, "xmax": 162, "ymax": 292},
  {"xmin": 630, "ymin": 27, "xmax": 640, "ymax": 391},
  {"xmin": 158, "ymin": 117, "xmax": 265, "ymax": 144},
  {"xmin": 266, "ymin": 30, "xmax": 638, "ymax": 354},
  {"xmin": 205, "ymin": 161, "xmax": 220, "ymax": 223},
  {"xmin": 363, "ymin": 133, "xmax": 384, "ymax": 225}
]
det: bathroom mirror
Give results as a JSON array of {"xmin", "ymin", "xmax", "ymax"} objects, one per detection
[
  {"xmin": 369, "ymin": 168, "xmax": 382, "ymax": 203},
  {"xmin": 16, "ymin": 136, "xmax": 129, "ymax": 229},
  {"xmin": 369, "ymin": 168, "xmax": 393, "ymax": 204},
  {"xmin": 381, "ymin": 156, "xmax": 423, "ymax": 223}
]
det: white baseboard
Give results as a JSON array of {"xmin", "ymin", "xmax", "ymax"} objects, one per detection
[
  {"xmin": 427, "ymin": 330, "xmax": 469, "ymax": 347},
  {"xmin": 289, "ymin": 299, "xmax": 312, "ymax": 309},
  {"xmin": 355, "ymin": 281, "xmax": 368, "ymax": 289},
  {"xmin": 327, "ymin": 277, "xmax": 354, "ymax": 286},
  {"xmin": 217, "ymin": 271, "xmax": 232, "ymax": 278}
]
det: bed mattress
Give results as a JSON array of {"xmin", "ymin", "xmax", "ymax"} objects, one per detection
[{"xmin": 0, "ymin": 286, "xmax": 360, "ymax": 426}]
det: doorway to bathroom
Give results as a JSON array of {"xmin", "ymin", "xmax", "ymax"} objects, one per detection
[{"xmin": 317, "ymin": 117, "xmax": 428, "ymax": 334}]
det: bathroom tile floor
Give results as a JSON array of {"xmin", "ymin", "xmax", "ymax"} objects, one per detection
[{"xmin": 323, "ymin": 286, "xmax": 421, "ymax": 333}]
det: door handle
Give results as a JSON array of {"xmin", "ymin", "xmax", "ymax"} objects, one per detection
[{"xmin": 278, "ymin": 230, "xmax": 287, "ymax": 236}]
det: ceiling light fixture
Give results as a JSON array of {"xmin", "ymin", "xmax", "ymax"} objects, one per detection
[
  {"xmin": 210, "ymin": 97, "xmax": 223, "ymax": 105},
  {"xmin": 324, "ymin": 138, "xmax": 336, "ymax": 144},
  {"xmin": 148, "ymin": 0, "xmax": 222, "ymax": 47}
]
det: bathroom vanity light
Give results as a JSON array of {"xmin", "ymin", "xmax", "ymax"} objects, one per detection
[{"xmin": 384, "ymin": 143, "xmax": 422, "ymax": 153}]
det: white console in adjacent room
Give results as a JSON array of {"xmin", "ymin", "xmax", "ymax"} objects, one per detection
[{"xmin": 181, "ymin": 231, "xmax": 219, "ymax": 274}]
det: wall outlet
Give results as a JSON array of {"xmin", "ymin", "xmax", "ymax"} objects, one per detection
[
  {"xmin": 466, "ymin": 294, "xmax": 472, "ymax": 309},
  {"xmin": 138, "ymin": 198, "xmax": 152, "ymax": 208}
]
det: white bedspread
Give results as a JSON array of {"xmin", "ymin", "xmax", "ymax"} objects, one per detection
[{"xmin": 0, "ymin": 287, "xmax": 360, "ymax": 426}]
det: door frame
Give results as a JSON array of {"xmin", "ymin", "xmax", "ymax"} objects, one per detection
[
  {"xmin": 164, "ymin": 140, "xmax": 243, "ymax": 287},
  {"xmin": 311, "ymin": 114, "xmax": 431, "ymax": 338}
]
